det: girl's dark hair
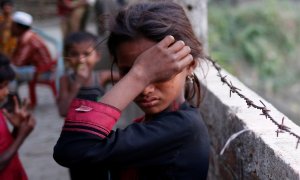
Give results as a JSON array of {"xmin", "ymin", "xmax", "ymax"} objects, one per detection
[
  {"xmin": 63, "ymin": 31, "xmax": 99, "ymax": 57},
  {"xmin": 0, "ymin": 53, "xmax": 15, "ymax": 83},
  {"xmin": 107, "ymin": 1, "xmax": 204, "ymax": 107}
]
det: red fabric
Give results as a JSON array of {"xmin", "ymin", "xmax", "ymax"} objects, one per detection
[
  {"xmin": 57, "ymin": 0, "xmax": 72, "ymax": 16},
  {"xmin": 0, "ymin": 111, "xmax": 28, "ymax": 180},
  {"xmin": 120, "ymin": 168, "xmax": 139, "ymax": 180},
  {"xmin": 65, "ymin": 99, "xmax": 121, "ymax": 136},
  {"xmin": 133, "ymin": 116, "xmax": 144, "ymax": 123},
  {"xmin": 11, "ymin": 31, "xmax": 53, "ymax": 72}
]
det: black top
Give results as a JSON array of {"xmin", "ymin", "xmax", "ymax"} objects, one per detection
[{"xmin": 54, "ymin": 99, "xmax": 210, "ymax": 180}]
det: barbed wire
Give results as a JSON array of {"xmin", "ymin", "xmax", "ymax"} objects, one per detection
[{"xmin": 205, "ymin": 56, "xmax": 300, "ymax": 149}]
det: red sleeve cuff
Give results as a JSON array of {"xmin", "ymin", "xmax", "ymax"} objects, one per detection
[{"xmin": 63, "ymin": 99, "xmax": 121, "ymax": 137}]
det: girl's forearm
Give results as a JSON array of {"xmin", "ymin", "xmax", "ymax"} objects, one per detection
[
  {"xmin": 0, "ymin": 134, "xmax": 24, "ymax": 171},
  {"xmin": 100, "ymin": 70, "xmax": 147, "ymax": 111}
]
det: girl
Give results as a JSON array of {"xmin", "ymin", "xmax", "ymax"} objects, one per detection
[
  {"xmin": 54, "ymin": 1, "xmax": 210, "ymax": 179},
  {"xmin": 57, "ymin": 31, "xmax": 119, "ymax": 117},
  {"xmin": 0, "ymin": 54, "xmax": 35, "ymax": 180}
]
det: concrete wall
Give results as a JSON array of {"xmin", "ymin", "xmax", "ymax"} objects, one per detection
[{"xmin": 197, "ymin": 63, "xmax": 300, "ymax": 179}]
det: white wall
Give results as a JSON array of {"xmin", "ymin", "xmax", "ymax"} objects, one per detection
[{"xmin": 197, "ymin": 62, "xmax": 300, "ymax": 179}]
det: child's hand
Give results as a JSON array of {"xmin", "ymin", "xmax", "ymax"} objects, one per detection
[
  {"xmin": 3, "ymin": 97, "xmax": 31, "ymax": 128},
  {"xmin": 75, "ymin": 63, "xmax": 91, "ymax": 85},
  {"xmin": 132, "ymin": 35, "xmax": 193, "ymax": 84},
  {"xmin": 17, "ymin": 114, "xmax": 36, "ymax": 138}
]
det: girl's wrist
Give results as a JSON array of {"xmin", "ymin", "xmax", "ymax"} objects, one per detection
[
  {"xmin": 100, "ymin": 68, "xmax": 149, "ymax": 110},
  {"xmin": 129, "ymin": 65, "xmax": 150, "ymax": 87}
]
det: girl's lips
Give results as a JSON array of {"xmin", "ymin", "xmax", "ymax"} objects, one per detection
[
  {"xmin": 139, "ymin": 100, "xmax": 159, "ymax": 108},
  {"xmin": 137, "ymin": 97, "xmax": 159, "ymax": 108}
]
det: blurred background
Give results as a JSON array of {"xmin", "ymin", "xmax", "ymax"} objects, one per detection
[{"xmin": 207, "ymin": 0, "xmax": 300, "ymax": 125}]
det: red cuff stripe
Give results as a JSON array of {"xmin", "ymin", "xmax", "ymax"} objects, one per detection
[
  {"xmin": 64, "ymin": 121, "xmax": 110, "ymax": 135},
  {"xmin": 63, "ymin": 127, "xmax": 106, "ymax": 138},
  {"xmin": 65, "ymin": 99, "xmax": 121, "ymax": 135}
]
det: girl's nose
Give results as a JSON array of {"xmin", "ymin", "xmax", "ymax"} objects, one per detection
[{"xmin": 141, "ymin": 84, "xmax": 155, "ymax": 96}]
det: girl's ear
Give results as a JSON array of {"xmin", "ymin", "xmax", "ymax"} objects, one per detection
[{"xmin": 187, "ymin": 58, "xmax": 197, "ymax": 75}]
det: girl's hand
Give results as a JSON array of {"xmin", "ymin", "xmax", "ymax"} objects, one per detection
[
  {"xmin": 17, "ymin": 114, "xmax": 36, "ymax": 138},
  {"xmin": 100, "ymin": 36, "xmax": 193, "ymax": 111},
  {"xmin": 3, "ymin": 97, "xmax": 31, "ymax": 128},
  {"xmin": 75, "ymin": 63, "xmax": 91, "ymax": 85},
  {"xmin": 132, "ymin": 35, "xmax": 193, "ymax": 84}
]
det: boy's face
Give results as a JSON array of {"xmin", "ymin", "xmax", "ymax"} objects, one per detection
[
  {"xmin": 1, "ymin": 3, "xmax": 13, "ymax": 14},
  {"xmin": 116, "ymin": 38, "xmax": 188, "ymax": 115},
  {"xmin": 11, "ymin": 22, "xmax": 21, "ymax": 36},
  {"xmin": 66, "ymin": 41, "xmax": 100, "ymax": 71},
  {"xmin": 0, "ymin": 81, "xmax": 9, "ymax": 103}
]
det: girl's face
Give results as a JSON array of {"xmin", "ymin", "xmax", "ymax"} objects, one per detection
[
  {"xmin": 66, "ymin": 41, "xmax": 100, "ymax": 70},
  {"xmin": 0, "ymin": 81, "xmax": 9, "ymax": 103},
  {"xmin": 116, "ymin": 38, "xmax": 190, "ymax": 115}
]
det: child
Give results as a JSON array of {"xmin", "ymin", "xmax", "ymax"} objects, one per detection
[
  {"xmin": 0, "ymin": 53, "xmax": 35, "ymax": 180},
  {"xmin": 57, "ymin": 31, "xmax": 119, "ymax": 117},
  {"xmin": 10, "ymin": 11, "xmax": 55, "ymax": 98},
  {"xmin": 0, "ymin": 0, "xmax": 17, "ymax": 57},
  {"xmin": 54, "ymin": 1, "xmax": 210, "ymax": 180}
]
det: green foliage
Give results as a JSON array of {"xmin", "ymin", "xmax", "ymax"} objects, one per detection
[{"xmin": 208, "ymin": 1, "xmax": 300, "ymax": 89}]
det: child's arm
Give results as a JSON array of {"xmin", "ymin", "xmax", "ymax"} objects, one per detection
[
  {"xmin": 0, "ymin": 115, "xmax": 35, "ymax": 170},
  {"xmin": 98, "ymin": 70, "xmax": 120, "ymax": 87},
  {"xmin": 57, "ymin": 76, "xmax": 81, "ymax": 117},
  {"xmin": 57, "ymin": 64, "xmax": 92, "ymax": 117},
  {"xmin": 1, "ymin": 99, "xmax": 35, "ymax": 170}
]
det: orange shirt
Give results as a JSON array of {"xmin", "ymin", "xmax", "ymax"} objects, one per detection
[{"xmin": 0, "ymin": 15, "xmax": 17, "ymax": 57}]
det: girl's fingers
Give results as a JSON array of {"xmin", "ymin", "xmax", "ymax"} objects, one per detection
[
  {"xmin": 168, "ymin": 40, "xmax": 185, "ymax": 53},
  {"xmin": 176, "ymin": 54, "xmax": 194, "ymax": 70},
  {"xmin": 158, "ymin": 35, "xmax": 175, "ymax": 48},
  {"xmin": 13, "ymin": 95, "xmax": 20, "ymax": 112},
  {"xmin": 2, "ymin": 109, "xmax": 11, "ymax": 119},
  {"xmin": 175, "ymin": 45, "xmax": 191, "ymax": 60},
  {"xmin": 2, "ymin": 109, "xmax": 17, "ymax": 126},
  {"xmin": 22, "ymin": 98, "xmax": 31, "ymax": 111}
]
